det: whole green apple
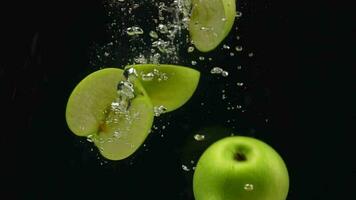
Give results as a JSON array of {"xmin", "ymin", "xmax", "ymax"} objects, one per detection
[{"xmin": 193, "ymin": 136, "xmax": 289, "ymax": 200}]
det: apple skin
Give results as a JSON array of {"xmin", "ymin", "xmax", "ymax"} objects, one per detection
[{"xmin": 193, "ymin": 136, "xmax": 289, "ymax": 200}]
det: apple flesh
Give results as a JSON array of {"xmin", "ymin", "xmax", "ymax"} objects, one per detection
[
  {"xmin": 66, "ymin": 68, "xmax": 154, "ymax": 160},
  {"xmin": 193, "ymin": 136, "xmax": 289, "ymax": 200},
  {"xmin": 126, "ymin": 64, "xmax": 200, "ymax": 112}
]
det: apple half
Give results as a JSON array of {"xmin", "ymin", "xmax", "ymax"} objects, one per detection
[
  {"xmin": 66, "ymin": 68, "xmax": 154, "ymax": 160},
  {"xmin": 189, "ymin": 0, "xmax": 236, "ymax": 52},
  {"xmin": 126, "ymin": 64, "xmax": 200, "ymax": 112}
]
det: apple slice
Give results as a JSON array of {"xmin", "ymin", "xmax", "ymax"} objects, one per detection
[
  {"xmin": 189, "ymin": 0, "xmax": 236, "ymax": 52},
  {"xmin": 125, "ymin": 64, "xmax": 200, "ymax": 113},
  {"xmin": 66, "ymin": 68, "xmax": 154, "ymax": 160}
]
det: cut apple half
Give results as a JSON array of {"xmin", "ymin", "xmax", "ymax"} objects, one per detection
[
  {"xmin": 66, "ymin": 68, "xmax": 154, "ymax": 160},
  {"xmin": 189, "ymin": 0, "xmax": 236, "ymax": 52},
  {"xmin": 126, "ymin": 64, "xmax": 200, "ymax": 113}
]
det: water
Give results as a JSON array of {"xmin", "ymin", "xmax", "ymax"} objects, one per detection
[{"xmin": 22, "ymin": 0, "xmax": 287, "ymax": 199}]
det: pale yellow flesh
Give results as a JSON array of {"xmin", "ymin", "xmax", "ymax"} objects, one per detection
[
  {"xmin": 66, "ymin": 68, "xmax": 125, "ymax": 136},
  {"xmin": 66, "ymin": 68, "xmax": 154, "ymax": 160},
  {"xmin": 93, "ymin": 95, "xmax": 154, "ymax": 160}
]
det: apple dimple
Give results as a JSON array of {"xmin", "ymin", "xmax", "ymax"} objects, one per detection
[{"xmin": 235, "ymin": 152, "xmax": 247, "ymax": 162}]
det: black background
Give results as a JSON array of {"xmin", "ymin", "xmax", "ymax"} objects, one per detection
[{"xmin": 1, "ymin": 0, "xmax": 354, "ymax": 199}]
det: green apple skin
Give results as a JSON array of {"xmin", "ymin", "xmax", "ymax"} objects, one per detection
[
  {"xmin": 126, "ymin": 64, "xmax": 200, "ymax": 112},
  {"xmin": 193, "ymin": 136, "xmax": 289, "ymax": 200}
]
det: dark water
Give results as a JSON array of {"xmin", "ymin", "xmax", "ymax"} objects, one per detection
[{"xmin": 2, "ymin": 0, "xmax": 353, "ymax": 199}]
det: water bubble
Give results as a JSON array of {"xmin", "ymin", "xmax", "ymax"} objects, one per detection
[
  {"xmin": 199, "ymin": 56, "xmax": 205, "ymax": 61},
  {"xmin": 236, "ymin": 11, "xmax": 243, "ymax": 17},
  {"xmin": 150, "ymin": 53, "xmax": 161, "ymax": 64},
  {"xmin": 244, "ymin": 184, "xmax": 254, "ymax": 191},
  {"xmin": 187, "ymin": 46, "xmax": 195, "ymax": 53},
  {"xmin": 126, "ymin": 26, "xmax": 144, "ymax": 36},
  {"xmin": 182, "ymin": 164, "xmax": 190, "ymax": 171},
  {"xmin": 157, "ymin": 24, "xmax": 169, "ymax": 34},
  {"xmin": 235, "ymin": 46, "xmax": 243, "ymax": 52},
  {"xmin": 237, "ymin": 65, "xmax": 242, "ymax": 70},
  {"xmin": 113, "ymin": 131, "xmax": 122, "ymax": 138},
  {"xmin": 141, "ymin": 72, "xmax": 154, "ymax": 81},
  {"xmin": 229, "ymin": 52, "xmax": 235, "ymax": 56},
  {"xmin": 154, "ymin": 105, "xmax": 167, "ymax": 117},
  {"xmin": 223, "ymin": 44, "xmax": 230, "ymax": 49},
  {"xmin": 248, "ymin": 52, "xmax": 254, "ymax": 57},
  {"xmin": 237, "ymin": 82, "xmax": 244, "ymax": 87},
  {"xmin": 222, "ymin": 94, "xmax": 227, "ymax": 100},
  {"xmin": 86, "ymin": 135, "xmax": 94, "ymax": 143},
  {"xmin": 149, "ymin": 31, "xmax": 159, "ymax": 39},
  {"xmin": 194, "ymin": 134, "xmax": 205, "ymax": 141},
  {"xmin": 134, "ymin": 54, "xmax": 147, "ymax": 64},
  {"xmin": 222, "ymin": 71, "xmax": 229, "ymax": 77},
  {"xmin": 123, "ymin": 67, "xmax": 138, "ymax": 79},
  {"xmin": 210, "ymin": 67, "xmax": 224, "ymax": 74},
  {"xmin": 191, "ymin": 60, "xmax": 197, "ymax": 65},
  {"xmin": 221, "ymin": 17, "xmax": 227, "ymax": 21},
  {"xmin": 152, "ymin": 39, "xmax": 170, "ymax": 53}
]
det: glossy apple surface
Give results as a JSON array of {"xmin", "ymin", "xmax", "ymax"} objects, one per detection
[{"xmin": 193, "ymin": 136, "xmax": 289, "ymax": 200}]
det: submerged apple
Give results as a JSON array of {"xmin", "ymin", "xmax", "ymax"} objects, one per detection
[{"xmin": 193, "ymin": 136, "xmax": 289, "ymax": 200}]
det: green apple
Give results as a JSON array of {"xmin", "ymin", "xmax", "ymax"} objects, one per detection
[
  {"xmin": 193, "ymin": 136, "xmax": 289, "ymax": 200},
  {"xmin": 66, "ymin": 68, "xmax": 154, "ymax": 160},
  {"xmin": 189, "ymin": 0, "xmax": 236, "ymax": 52},
  {"xmin": 125, "ymin": 64, "xmax": 200, "ymax": 112}
]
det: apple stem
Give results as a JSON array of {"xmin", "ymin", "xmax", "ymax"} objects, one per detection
[{"xmin": 235, "ymin": 152, "xmax": 247, "ymax": 161}]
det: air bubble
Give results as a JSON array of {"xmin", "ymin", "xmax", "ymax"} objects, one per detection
[
  {"xmin": 194, "ymin": 134, "xmax": 205, "ymax": 141},
  {"xmin": 182, "ymin": 164, "xmax": 190, "ymax": 171},
  {"xmin": 149, "ymin": 31, "xmax": 159, "ymax": 39},
  {"xmin": 187, "ymin": 46, "xmax": 195, "ymax": 53},
  {"xmin": 157, "ymin": 24, "xmax": 168, "ymax": 34},
  {"xmin": 223, "ymin": 44, "xmax": 230, "ymax": 49},
  {"xmin": 236, "ymin": 11, "xmax": 243, "ymax": 17},
  {"xmin": 222, "ymin": 71, "xmax": 229, "ymax": 77},
  {"xmin": 154, "ymin": 105, "xmax": 167, "ymax": 117},
  {"xmin": 244, "ymin": 184, "xmax": 254, "ymax": 191},
  {"xmin": 86, "ymin": 135, "xmax": 94, "ymax": 143},
  {"xmin": 210, "ymin": 67, "xmax": 224, "ymax": 74},
  {"xmin": 235, "ymin": 46, "xmax": 243, "ymax": 52},
  {"xmin": 126, "ymin": 26, "xmax": 144, "ymax": 36}
]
